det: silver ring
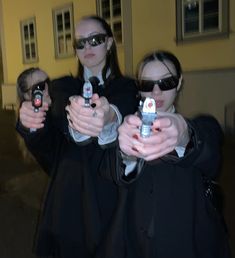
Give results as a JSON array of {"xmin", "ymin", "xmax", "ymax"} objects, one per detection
[{"xmin": 92, "ymin": 110, "xmax": 98, "ymax": 117}]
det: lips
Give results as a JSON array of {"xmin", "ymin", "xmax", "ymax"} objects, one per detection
[
  {"xmin": 84, "ymin": 53, "xmax": 95, "ymax": 58},
  {"xmin": 155, "ymin": 100, "xmax": 164, "ymax": 108}
]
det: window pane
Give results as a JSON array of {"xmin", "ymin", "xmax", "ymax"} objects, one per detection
[
  {"xmin": 58, "ymin": 35, "xmax": 64, "ymax": 54},
  {"xmin": 184, "ymin": 1, "xmax": 199, "ymax": 33},
  {"xmin": 57, "ymin": 14, "xmax": 63, "ymax": 31},
  {"xmin": 65, "ymin": 34, "xmax": 73, "ymax": 52},
  {"xmin": 25, "ymin": 44, "xmax": 30, "ymax": 59},
  {"xmin": 113, "ymin": 0, "xmax": 121, "ymax": 17},
  {"xmin": 24, "ymin": 25, "xmax": 29, "ymax": 40},
  {"xmin": 101, "ymin": 0, "xmax": 110, "ymax": 19},
  {"xmin": 113, "ymin": 21, "xmax": 122, "ymax": 42},
  {"xmin": 29, "ymin": 23, "xmax": 34, "ymax": 38},
  {"xmin": 31, "ymin": 43, "xmax": 36, "ymax": 58},
  {"xmin": 64, "ymin": 11, "xmax": 71, "ymax": 30},
  {"xmin": 203, "ymin": 0, "xmax": 219, "ymax": 30}
]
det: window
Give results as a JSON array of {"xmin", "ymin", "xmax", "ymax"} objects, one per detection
[
  {"xmin": 96, "ymin": 0, "xmax": 123, "ymax": 44},
  {"xmin": 20, "ymin": 17, "xmax": 38, "ymax": 63},
  {"xmin": 52, "ymin": 3, "xmax": 74, "ymax": 58},
  {"xmin": 176, "ymin": 0, "xmax": 229, "ymax": 43}
]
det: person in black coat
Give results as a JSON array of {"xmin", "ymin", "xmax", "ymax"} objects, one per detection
[
  {"xmin": 117, "ymin": 50, "xmax": 231, "ymax": 258},
  {"xmin": 16, "ymin": 16, "xmax": 139, "ymax": 258}
]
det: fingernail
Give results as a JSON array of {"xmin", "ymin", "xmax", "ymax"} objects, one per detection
[
  {"xmin": 154, "ymin": 128, "xmax": 161, "ymax": 132},
  {"xmin": 91, "ymin": 103, "xmax": 96, "ymax": 108},
  {"xmin": 133, "ymin": 134, "xmax": 138, "ymax": 140},
  {"xmin": 132, "ymin": 147, "xmax": 139, "ymax": 152}
]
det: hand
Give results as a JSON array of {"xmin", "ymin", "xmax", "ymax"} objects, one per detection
[
  {"xmin": 118, "ymin": 112, "xmax": 189, "ymax": 161},
  {"xmin": 19, "ymin": 101, "xmax": 49, "ymax": 130},
  {"xmin": 66, "ymin": 94, "xmax": 115, "ymax": 137}
]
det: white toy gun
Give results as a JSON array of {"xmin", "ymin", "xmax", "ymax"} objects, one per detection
[
  {"xmin": 82, "ymin": 81, "xmax": 93, "ymax": 107},
  {"xmin": 139, "ymin": 97, "xmax": 157, "ymax": 137}
]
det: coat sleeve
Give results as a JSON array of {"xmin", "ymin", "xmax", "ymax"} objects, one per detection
[{"xmin": 16, "ymin": 111, "xmax": 63, "ymax": 176}]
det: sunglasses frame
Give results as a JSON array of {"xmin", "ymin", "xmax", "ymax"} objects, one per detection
[
  {"xmin": 73, "ymin": 33, "xmax": 107, "ymax": 50},
  {"xmin": 31, "ymin": 78, "xmax": 50, "ymax": 92},
  {"xmin": 138, "ymin": 76, "xmax": 179, "ymax": 92}
]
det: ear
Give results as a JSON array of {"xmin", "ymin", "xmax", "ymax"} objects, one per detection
[
  {"xmin": 176, "ymin": 75, "xmax": 183, "ymax": 91},
  {"xmin": 107, "ymin": 37, "xmax": 113, "ymax": 51}
]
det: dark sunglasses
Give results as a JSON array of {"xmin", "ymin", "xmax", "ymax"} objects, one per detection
[
  {"xmin": 31, "ymin": 78, "xmax": 50, "ymax": 92},
  {"xmin": 73, "ymin": 34, "xmax": 107, "ymax": 50},
  {"xmin": 138, "ymin": 76, "xmax": 179, "ymax": 92}
]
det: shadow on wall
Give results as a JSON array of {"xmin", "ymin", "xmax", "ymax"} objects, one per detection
[
  {"xmin": 0, "ymin": 47, "xmax": 3, "ymax": 106},
  {"xmin": 178, "ymin": 68, "xmax": 235, "ymax": 131},
  {"xmin": 225, "ymin": 100, "xmax": 235, "ymax": 135}
]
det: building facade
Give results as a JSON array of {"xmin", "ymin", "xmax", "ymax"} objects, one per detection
[{"xmin": 0, "ymin": 0, "xmax": 235, "ymax": 129}]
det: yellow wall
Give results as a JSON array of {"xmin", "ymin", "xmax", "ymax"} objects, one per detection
[
  {"xmin": 132, "ymin": 0, "xmax": 235, "ymax": 73},
  {"xmin": 2, "ymin": 0, "xmax": 234, "ymax": 83},
  {"xmin": 0, "ymin": 0, "xmax": 126, "ymax": 83},
  {"xmin": 1, "ymin": 0, "xmax": 235, "ymax": 126}
]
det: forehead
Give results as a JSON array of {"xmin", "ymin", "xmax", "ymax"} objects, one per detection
[
  {"xmin": 75, "ymin": 19, "xmax": 104, "ymax": 37},
  {"xmin": 27, "ymin": 70, "xmax": 48, "ymax": 86},
  {"xmin": 140, "ymin": 60, "xmax": 175, "ymax": 79}
]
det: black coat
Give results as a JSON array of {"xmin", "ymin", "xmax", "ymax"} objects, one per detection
[
  {"xmin": 112, "ymin": 115, "xmax": 231, "ymax": 258},
  {"xmin": 16, "ymin": 75, "xmax": 138, "ymax": 258}
]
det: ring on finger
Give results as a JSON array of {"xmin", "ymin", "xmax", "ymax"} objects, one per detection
[{"xmin": 92, "ymin": 110, "xmax": 98, "ymax": 117}]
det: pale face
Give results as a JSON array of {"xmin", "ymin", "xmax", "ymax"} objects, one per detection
[
  {"xmin": 75, "ymin": 19, "xmax": 113, "ymax": 75},
  {"xmin": 139, "ymin": 60, "xmax": 180, "ymax": 112}
]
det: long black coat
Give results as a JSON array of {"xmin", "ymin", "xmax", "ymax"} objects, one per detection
[
  {"xmin": 112, "ymin": 115, "xmax": 231, "ymax": 258},
  {"xmin": 16, "ymin": 75, "xmax": 138, "ymax": 258}
]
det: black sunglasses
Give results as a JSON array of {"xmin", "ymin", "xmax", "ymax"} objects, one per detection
[
  {"xmin": 138, "ymin": 76, "xmax": 179, "ymax": 92},
  {"xmin": 73, "ymin": 34, "xmax": 107, "ymax": 50},
  {"xmin": 31, "ymin": 78, "xmax": 50, "ymax": 92}
]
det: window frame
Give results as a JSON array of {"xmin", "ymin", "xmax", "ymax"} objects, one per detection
[
  {"xmin": 20, "ymin": 17, "xmax": 38, "ymax": 64},
  {"xmin": 96, "ymin": 0, "xmax": 123, "ymax": 45},
  {"xmin": 176, "ymin": 0, "xmax": 229, "ymax": 43},
  {"xmin": 52, "ymin": 3, "xmax": 75, "ymax": 59}
]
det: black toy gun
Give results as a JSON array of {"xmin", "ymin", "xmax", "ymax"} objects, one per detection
[
  {"xmin": 32, "ymin": 84, "xmax": 44, "ymax": 112},
  {"xmin": 139, "ymin": 97, "xmax": 157, "ymax": 137}
]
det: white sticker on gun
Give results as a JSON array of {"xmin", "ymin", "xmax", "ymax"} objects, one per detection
[
  {"xmin": 139, "ymin": 97, "xmax": 157, "ymax": 137},
  {"xmin": 82, "ymin": 81, "xmax": 93, "ymax": 107}
]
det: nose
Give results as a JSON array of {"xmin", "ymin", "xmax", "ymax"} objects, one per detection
[
  {"xmin": 84, "ymin": 40, "xmax": 91, "ymax": 49},
  {"xmin": 151, "ymin": 84, "xmax": 162, "ymax": 97}
]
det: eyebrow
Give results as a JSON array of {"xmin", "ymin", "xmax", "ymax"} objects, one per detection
[
  {"xmin": 76, "ymin": 31, "xmax": 106, "ymax": 39},
  {"xmin": 141, "ymin": 72, "xmax": 172, "ymax": 80}
]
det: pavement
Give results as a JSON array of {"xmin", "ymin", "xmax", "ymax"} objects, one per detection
[
  {"xmin": 0, "ymin": 109, "xmax": 234, "ymax": 258},
  {"xmin": 0, "ymin": 109, "xmax": 48, "ymax": 258}
]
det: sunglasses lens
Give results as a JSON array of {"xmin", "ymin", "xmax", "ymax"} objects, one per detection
[
  {"xmin": 88, "ymin": 34, "xmax": 106, "ymax": 47},
  {"xmin": 74, "ymin": 39, "xmax": 86, "ymax": 49},
  {"xmin": 74, "ymin": 34, "xmax": 107, "ymax": 50},
  {"xmin": 158, "ymin": 77, "xmax": 178, "ymax": 91},
  {"xmin": 138, "ymin": 80, "xmax": 155, "ymax": 92},
  {"xmin": 31, "ymin": 79, "xmax": 49, "ymax": 92}
]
